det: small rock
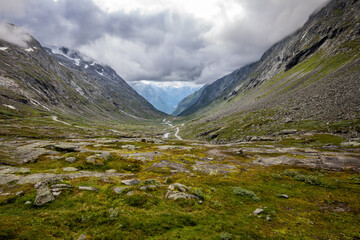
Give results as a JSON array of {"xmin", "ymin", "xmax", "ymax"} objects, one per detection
[
  {"xmin": 285, "ymin": 118, "xmax": 293, "ymax": 123},
  {"xmin": 15, "ymin": 191, "xmax": 23, "ymax": 195},
  {"xmin": 198, "ymin": 200, "xmax": 203, "ymax": 205},
  {"xmin": 65, "ymin": 157, "xmax": 77, "ymax": 163},
  {"xmin": 34, "ymin": 184, "xmax": 55, "ymax": 206},
  {"xmin": 121, "ymin": 179, "xmax": 141, "ymax": 186},
  {"xmin": 266, "ymin": 216, "xmax": 271, "ymax": 221},
  {"xmin": 168, "ymin": 183, "xmax": 188, "ymax": 192},
  {"xmin": 78, "ymin": 186, "xmax": 99, "ymax": 192},
  {"xmin": 77, "ymin": 234, "xmax": 87, "ymax": 240},
  {"xmin": 253, "ymin": 208, "xmax": 264, "ymax": 215},
  {"xmin": 165, "ymin": 191, "xmax": 199, "ymax": 200},
  {"xmin": 113, "ymin": 187, "xmax": 128, "ymax": 194},
  {"xmin": 236, "ymin": 149, "xmax": 243, "ymax": 154},
  {"xmin": 63, "ymin": 167, "xmax": 78, "ymax": 172},
  {"xmin": 140, "ymin": 185, "xmax": 158, "ymax": 191},
  {"xmin": 100, "ymin": 176, "xmax": 111, "ymax": 182},
  {"xmin": 278, "ymin": 194, "xmax": 289, "ymax": 199},
  {"xmin": 25, "ymin": 201, "xmax": 32, "ymax": 205},
  {"xmin": 105, "ymin": 169, "xmax": 117, "ymax": 173},
  {"xmin": 51, "ymin": 184, "xmax": 73, "ymax": 189},
  {"xmin": 53, "ymin": 144, "xmax": 78, "ymax": 152},
  {"xmin": 52, "ymin": 190, "xmax": 62, "ymax": 197}
]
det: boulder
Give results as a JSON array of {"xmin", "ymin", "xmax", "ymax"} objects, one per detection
[
  {"xmin": 34, "ymin": 184, "xmax": 55, "ymax": 206},
  {"xmin": 78, "ymin": 186, "xmax": 99, "ymax": 192},
  {"xmin": 140, "ymin": 185, "xmax": 158, "ymax": 191},
  {"xmin": 65, "ymin": 157, "xmax": 77, "ymax": 163},
  {"xmin": 168, "ymin": 183, "xmax": 188, "ymax": 192},
  {"xmin": 121, "ymin": 179, "xmax": 141, "ymax": 186},
  {"xmin": 165, "ymin": 191, "xmax": 199, "ymax": 200},
  {"xmin": 253, "ymin": 208, "xmax": 264, "ymax": 215}
]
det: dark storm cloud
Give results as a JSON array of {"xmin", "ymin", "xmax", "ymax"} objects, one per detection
[{"xmin": 0, "ymin": 0, "xmax": 329, "ymax": 83}]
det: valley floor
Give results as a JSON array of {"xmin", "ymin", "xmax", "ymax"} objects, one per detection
[{"xmin": 0, "ymin": 117, "xmax": 359, "ymax": 240}]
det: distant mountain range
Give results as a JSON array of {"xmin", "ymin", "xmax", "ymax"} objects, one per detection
[
  {"xmin": 129, "ymin": 81, "xmax": 203, "ymax": 114},
  {"xmin": 0, "ymin": 26, "xmax": 164, "ymax": 122}
]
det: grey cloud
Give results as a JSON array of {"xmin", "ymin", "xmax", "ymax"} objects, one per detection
[{"xmin": 0, "ymin": 0, "xmax": 329, "ymax": 83}]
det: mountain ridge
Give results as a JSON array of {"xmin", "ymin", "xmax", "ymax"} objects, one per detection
[
  {"xmin": 0, "ymin": 27, "xmax": 164, "ymax": 123},
  {"xmin": 178, "ymin": 0, "xmax": 360, "ymax": 141}
]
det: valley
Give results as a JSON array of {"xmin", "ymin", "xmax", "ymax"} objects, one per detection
[{"xmin": 0, "ymin": 0, "xmax": 359, "ymax": 239}]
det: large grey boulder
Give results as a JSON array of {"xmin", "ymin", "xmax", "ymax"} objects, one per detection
[{"xmin": 34, "ymin": 184, "xmax": 55, "ymax": 206}]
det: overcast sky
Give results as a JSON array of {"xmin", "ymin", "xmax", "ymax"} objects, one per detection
[{"xmin": 0, "ymin": 0, "xmax": 329, "ymax": 84}]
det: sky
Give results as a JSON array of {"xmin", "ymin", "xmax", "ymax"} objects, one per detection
[{"xmin": 0, "ymin": 0, "xmax": 329, "ymax": 84}]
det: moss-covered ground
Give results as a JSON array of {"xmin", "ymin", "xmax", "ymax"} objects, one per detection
[{"xmin": 0, "ymin": 117, "xmax": 359, "ymax": 240}]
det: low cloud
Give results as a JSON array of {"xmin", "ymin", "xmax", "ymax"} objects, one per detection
[
  {"xmin": 0, "ymin": 22, "xmax": 31, "ymax": 47},
  {"xmin": 0, "ymin": 0, "xmax": 329, "ymax": 83}
]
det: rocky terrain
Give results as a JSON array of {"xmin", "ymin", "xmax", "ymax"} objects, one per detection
[
  {"xmin": 178, "ymin": 0, "xmax": 360, "ymax": 142},
  {"xmin": 0, "ymin": 117, "xmax": 359, "ymax": 239},
  {"xmin": 0, "ymin": 0, "xmax": 359, "ymax": 239}
]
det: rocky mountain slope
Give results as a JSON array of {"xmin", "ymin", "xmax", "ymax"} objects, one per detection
[
  {"xmin": 0, "ymin": 25, "xmax": 164, "ymax": 123},
  {"xmin": 179, "ymin": 0, "xmax": 360, "ymax": 141},
  {"xmin": 172, "ymin": 84, "xmax": 207, "ymax": 116}
]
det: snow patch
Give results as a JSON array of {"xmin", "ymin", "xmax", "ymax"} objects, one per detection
[
  {"xmin": 96, "ymin": 70, "xmax": 105, "ymax": 76},
  {"xmin": 84, "ymin": 64, "xmax": 89, "ymax": 69},
  {"xmin": 3, "ymin": 104, "xmax": 15, "ymax": 109},
  {"xmin": 0, "ymin": 47, "xmax": 8, "ymax": 51},
  {"xmin": 163, "ymin": 133, "xmax": 170, "ymax": 139},
  {"xmin": 24, "ymin": 47, "xmax": 34, "ymax": 52},
  {"xmin": 74, "ymin": 58, "xmax": 81, "ymax": 66},
  {"xmin": 90, "ymin": 61, "xmax": 96, "ymax": 66}
]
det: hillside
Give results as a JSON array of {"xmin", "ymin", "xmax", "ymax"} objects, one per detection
[
  {"xmin": 0, "ymin": 25, "xmax": 164, "ymax": 123},
  {"xmin": 179, "ymin": 0, "xmax": 360, "ymax": 142}
]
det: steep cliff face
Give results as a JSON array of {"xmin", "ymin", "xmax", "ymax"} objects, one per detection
[
  {"xmin": 179, "ymin": 0, "xmax": 360, "ymax": 141},
  {"xmin": 0, "ymin": 26, "xmax": 164, "ymax": 122}
]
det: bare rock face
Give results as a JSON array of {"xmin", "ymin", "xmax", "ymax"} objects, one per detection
[{"xmin": 34, "ymin": 184, "xmax": 55, "ymax": 206}]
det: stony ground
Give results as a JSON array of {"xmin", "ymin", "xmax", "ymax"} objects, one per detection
[{"xmin": 0, "ymin": 118, "xmax": 360, "ymax": 239}]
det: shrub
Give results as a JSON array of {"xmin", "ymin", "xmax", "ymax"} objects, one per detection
[
  {"xmin": 283, "ymin": 170, "xmax": 324, "ymax": 186},
  {"xmin": 233, "ymin": 187, "xmax": 260, "ymax": 202}
]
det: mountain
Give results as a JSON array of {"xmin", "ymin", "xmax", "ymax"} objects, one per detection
[
  {"xmin": 179, "ymin": 0, "xmax": 360, "ymax": 141},
  {"xmin": 129, "ymin": 81, "xmax": 203, "ymax": 114},
  {"xmin": 172, "ymin": 84, "xmax": 207, "ymax": 116},
  {"xmin": 0, "ymin": 25, "xmax": 164, "ymax": 122}
]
